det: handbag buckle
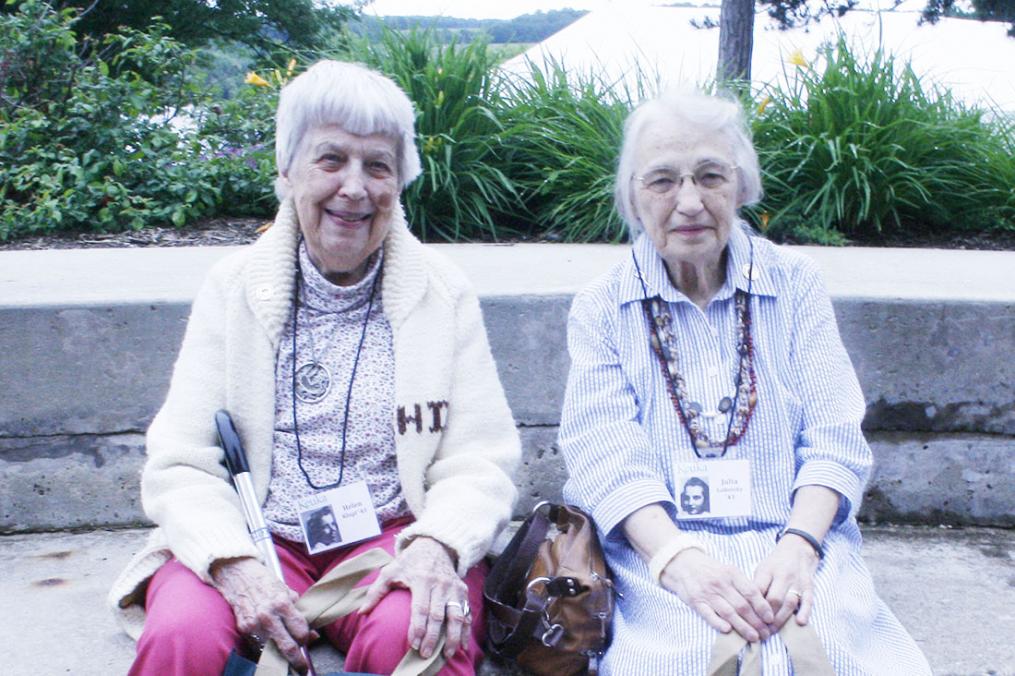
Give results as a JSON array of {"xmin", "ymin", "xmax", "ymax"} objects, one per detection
[
  {"xmin": 541, "ymin": 622, "xmax": 565, "ymax": 647},
  {"xmin": 584, "ymin": 650, "xmax": 603, "ymax": 674},
  {"xmin": 526, "ymin": 576, "xmax": 552, "ymax": 594},
  {"xmin": 546, "ymin": 576, "xmax": 584, "ymax": 597}
]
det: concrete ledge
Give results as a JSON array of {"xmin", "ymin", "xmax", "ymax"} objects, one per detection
[
  {"xmin": 0, "ymin": 433, "xmax": 145, "ymax": 531},
  {"xmin": 3, "ymin": 244, "xmax": 1014, "ymax": 435},
  {"xmin": 1, "ymin": 525, "xmax": 1011, "ymax": 675},
  {"xmin": 5, "ymin": 427, "xmax": 1012, "ymax": 533},
  {"xmin": 1, "ymin": 243, "xmax": 1013, "ymax": 530},
  {"xmin": 4, "ymin": 243, "xmax": 1014, "ymax": 305},
  {"xmin": 864, "ymin": 432, "xmax": 1015, "ymax": 527}
]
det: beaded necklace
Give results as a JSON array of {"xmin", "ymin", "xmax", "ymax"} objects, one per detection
[{"xmin": 632, "ymin": 242, "xmax": 759, "ymax": 459}]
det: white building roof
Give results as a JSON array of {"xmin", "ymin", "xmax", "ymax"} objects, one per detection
[{"xmin": 500, "ymin": 2, "xmax": 1015, "ymax": 111}]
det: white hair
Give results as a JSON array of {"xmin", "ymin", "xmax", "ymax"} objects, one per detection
[
  {"xmin": 274, "ymin": 60, "xmax": 422, "ymax": 198},
  {"xmin": 614, "ymin": 90, "xmax": 762, "ymax": 239}
]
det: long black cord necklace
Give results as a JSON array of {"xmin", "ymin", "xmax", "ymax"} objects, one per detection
[{"xmin": 290, "ymin": 250, "xmax": 380, "ymax": 490}]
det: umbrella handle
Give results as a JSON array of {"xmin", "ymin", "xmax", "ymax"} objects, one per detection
[{"xmin": 215, "ymin": 409, "xmax": 249, "ymax": 476}]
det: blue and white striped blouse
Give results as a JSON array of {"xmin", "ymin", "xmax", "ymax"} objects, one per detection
[{"xmin": 559, "ymin": 225, "xmax": 931, "ymax": 675}]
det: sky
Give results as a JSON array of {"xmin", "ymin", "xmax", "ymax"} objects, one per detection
[
  {"xmin": 358, "ymin": 0, "xmax": 617, "ymax": 20},
  {"xmin": 353, "ymin": 0, "xmax": 970, "ymax": 20}
]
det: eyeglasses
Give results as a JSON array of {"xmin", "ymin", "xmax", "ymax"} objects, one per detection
[{"xmin": 635, "ymin": 161, "xmax": 738, "ymax": 195}]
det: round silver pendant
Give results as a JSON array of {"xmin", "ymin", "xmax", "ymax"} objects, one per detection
[{"xmin": 295, "ymin": 362, "xmax": 332, "ymax": 403}]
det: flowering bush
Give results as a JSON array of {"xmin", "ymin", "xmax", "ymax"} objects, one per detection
[
  {"xmin": 2, "ymin": 2, "xmax": 1011, "ymax": 245},
  {"xmin": 749, "ymin": 36, "xmax": 1015, "ymax": 243},
  {"xmin": 0, "ymin": 0, "xmax": 277, "ymax": 239}
]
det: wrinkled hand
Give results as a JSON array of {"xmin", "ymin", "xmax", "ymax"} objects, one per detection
[
  {"xmin": 210, "ymin": 557, "xmax": 316, "ymax": 673},
  {"xmin": 661, "ymin": 548, "xmax": 775, "ymax": 643},
  {"xmin": 359, "ymin": 537, "xmax": 470, "ymax": 661},
  {"xmin": 753, "ymin": 536, "xmax": 820, "ymax": 631}
]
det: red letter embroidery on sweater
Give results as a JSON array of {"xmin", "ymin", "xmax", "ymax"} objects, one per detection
[
  {"xmin": 397, "ymin": 404, "xmax": 423, "ymax": 435},
  {"xmin": 427, "ymin": 400, "xmax": 449, "ymax": 433}
]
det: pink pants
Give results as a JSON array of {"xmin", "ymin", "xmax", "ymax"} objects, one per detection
[{"xmin": 130, "ymin": 519, "xmax": 488, "ymax": 676}]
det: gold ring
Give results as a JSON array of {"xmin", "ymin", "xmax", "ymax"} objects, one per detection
[{"xmin": 445, "ymin": 599, "xmax": 471, "ymax": 617}]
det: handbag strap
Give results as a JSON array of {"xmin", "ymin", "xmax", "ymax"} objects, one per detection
[
  {"xmin": 256, "ymin": 548, "xmax": 446, "ymax": 676},
  {"xmin": 483, "ymin": 507, "xmax": 555, "ymax": 657},
  {"xmin": 707, "ymin": 621, "xmax": 835, "ymax": 676},
  {"xmin": 485, "ymin": 507, "xmax": 552, "ymax": 606}
]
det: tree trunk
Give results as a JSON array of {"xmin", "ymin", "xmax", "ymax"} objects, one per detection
[{"xmin": 717, "ymin": 0, "xmax": 756, "ymax": 82}]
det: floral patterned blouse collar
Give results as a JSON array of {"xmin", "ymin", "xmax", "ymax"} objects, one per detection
[{"xmin": 297, "ymin": 239, "xmax": 383, "ymax": 315}]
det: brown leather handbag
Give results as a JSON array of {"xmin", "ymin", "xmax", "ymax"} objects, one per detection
[{"xmin": 484, "ymin": 503, "xmax": 615, "ymax": 675}]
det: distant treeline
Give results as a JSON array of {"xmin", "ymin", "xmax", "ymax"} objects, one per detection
[{"xmin": 351, "ymin": 8, "xmax": 588, "ymax": 44}]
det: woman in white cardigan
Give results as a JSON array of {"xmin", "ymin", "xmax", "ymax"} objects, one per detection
[{"xmin": 109, "ymin": 60, "xmax": 521, "ymax": 676}]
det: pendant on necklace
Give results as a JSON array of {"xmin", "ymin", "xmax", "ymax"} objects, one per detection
[
  {"xmin": 295, "ymin": 362, "xmax": 332, "ymax": 403},
  {"xmin": 690, "ymin": 396, "xmax": 734, "ymax": 420}
]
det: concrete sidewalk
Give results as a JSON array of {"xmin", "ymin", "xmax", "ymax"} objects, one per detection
[{"xmin": 1, "ymin": 525, "xmax": 1012, "ymax": 675}]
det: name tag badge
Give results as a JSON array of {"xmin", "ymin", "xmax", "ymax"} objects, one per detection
[
  {"xmin": 296, "ymin": 480, "xmax": 382, "ymax": 555},
  {"xmin": 674, "ymin": 459, "xmax": 752, "ymax": 519}
]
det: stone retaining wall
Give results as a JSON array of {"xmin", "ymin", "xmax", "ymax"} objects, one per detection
[{"xmin": 1, "ymin": 245, "xmax": 1012, "ymax": 531}]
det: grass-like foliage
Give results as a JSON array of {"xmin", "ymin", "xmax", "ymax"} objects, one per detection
[
  {"xmin": 1, "ymin": 3, "xmax": 1012, "ymax": 245},
  {"xmin": 346, "ymin": 28, "xmax": 523, "ymax": 241},
  {"xmin": 751, "ymin": 35, "xmax": 1015, "ymax": 244},
  {"xmin": 495, "ymin": 58, "xmax": 646, "ymax": 242}
]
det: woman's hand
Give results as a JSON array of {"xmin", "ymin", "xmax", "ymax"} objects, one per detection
[
  {"xmin": 661, "ymin": 548, "xmax": 775, "ymax": 643},
  {"xmin": 359, "ymin": 537, "xmax": 470, "ymax": 661},
  {"xmin": 753, "ymin": 535, "xmax": 820, "ymax": 630},
  {"xmin": 210, "ymin": 557, "xmax": 316, "ymax": 673},
  {"xmin": 754, "ymin": 485, "xmax": 839, "ymax": 631}
]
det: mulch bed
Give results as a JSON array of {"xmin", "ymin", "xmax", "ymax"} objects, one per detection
[
  {"xmin": 2, "ymin": 218, "xmax": 1014, "ymax": 251},
  {"xmin": 0, "ymin": 217, "xmax": 269, "ymax": 250},
  {"xmin": 794, "ymin": 230, "xmax": 1015, "ymax": 251}
]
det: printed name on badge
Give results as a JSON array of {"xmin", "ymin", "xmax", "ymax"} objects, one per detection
[
  {"xmin": 674, "ymin": 459, "xmax": 752, "ymax": 519},
  {"xmin": 296, "ymin": 480, "xmax": 381, "ymax": 554}
]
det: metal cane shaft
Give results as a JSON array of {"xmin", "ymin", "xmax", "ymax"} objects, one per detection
[
  {"xmin": 232, "ymin": 471, "xmax": 285, "ymax": 580},
  {"xmin": 216, "ymin": 410, "xmax": 316, "ymax": 676}
]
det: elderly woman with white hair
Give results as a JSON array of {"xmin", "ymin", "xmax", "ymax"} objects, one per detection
[
  {"xmin": 558, "ymin": 91, "xmax": 931, "ymax": 674},
  {"xmin": 109, "ymin": 60, "xmax": 520, "ymax": 675}
]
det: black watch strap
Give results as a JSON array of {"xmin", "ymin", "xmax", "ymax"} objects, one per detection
[{"xmin": 777, "ymin": 526, "xmax": 825, "ymax": 560}]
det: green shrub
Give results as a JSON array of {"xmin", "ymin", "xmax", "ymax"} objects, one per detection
[
  {"xmin": 750, "ymin": 35, "xmax": 1015, "ymax": 243},
  {"xmin": 495, "ymin": 58, "xmax": 650, "ymax": 242},
  {"xmin": 0, "ymin": 0, "xmax": 280, "ymax": 240},
  {"xmin": 193, "ymin": 79, "xmax": 279, "ymax": 217},
  {"xmin": 2, "ymin": 4, "xmax": 1012, "ymax": 247},
  {"xmin": 2, "ymin": 2, "xmax": 197, "ymax": 237},
  {"xmin": 344, "ymin": 28, "xmax": 523, "ymax": 241}
]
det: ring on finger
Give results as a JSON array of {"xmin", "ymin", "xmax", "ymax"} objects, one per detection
[{"xmin": 446, "ymin": 599, "xmax": 471, "ymax": 618}]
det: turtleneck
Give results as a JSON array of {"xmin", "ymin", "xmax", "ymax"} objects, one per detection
[{"xmin": 298, "ymin": 240, "xmax": 381, "ymax": 315}]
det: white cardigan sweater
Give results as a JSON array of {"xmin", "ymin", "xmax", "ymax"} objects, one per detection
[{"xmin": 108, "ymin": 200, "xmax": 521, "ymax": 638}]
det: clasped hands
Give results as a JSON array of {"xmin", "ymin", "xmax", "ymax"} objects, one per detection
[
  {"xmin": 660, "ymin": 535, "xmax": 820, "ymax": 643},
  {"xmin": 210, "ymin": 536, "xmax": 468, "ymax": 675}
]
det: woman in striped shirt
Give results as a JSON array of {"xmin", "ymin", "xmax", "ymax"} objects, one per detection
[{"xmin": 558, "ymin": 91, "xmax": 931, "ymax": 674}]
